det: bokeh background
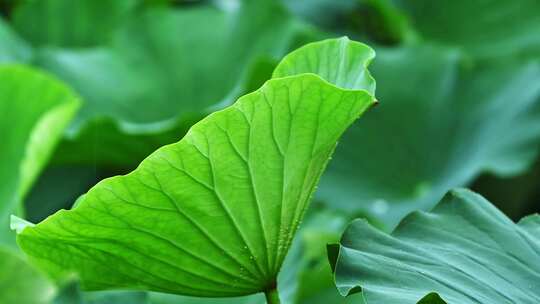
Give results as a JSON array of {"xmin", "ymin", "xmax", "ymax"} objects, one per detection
[{"xmin": 0, "ymin": 0, "xmax": 539, "ymax": 303}]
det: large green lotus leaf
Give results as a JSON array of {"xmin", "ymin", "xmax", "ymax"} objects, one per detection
[
  {"xmin": 33, "ymin": 1, "xmax": 314, "ymax": 167},
  {"xmin": 0, "ymin": 17, "xmax": 32, "ymax": 63},
  {"xmin": 394, "ymin": 0, "xmax": 540, "ymax": 59},
  {"xmin": 46, "ymin": 205, "xmax": 374, "ymax": 303},
  {"xmin": 28, "ymin": 166, "xmax": 345, "ymax": 304},
  {"xmin": 318, "ymin": 45, "xmax": 540, "ymax": 228},
  {"xmin": 14, "ymin": 38, "xmax": 376, "ymax": 297},
  {"xmin": 0, "ymin": 65, "xmax": 80, "ymax": 244},
  {"xmin": 329, "ymin": 188, "xmax": 540, "ymax": 303},
  {"xmin": 0, "ymin": 246, "xmax": 55, "ymax": 304},
  {"xmin": 12, "ymin": 0, "xmax": 139, "ymax": 47}
]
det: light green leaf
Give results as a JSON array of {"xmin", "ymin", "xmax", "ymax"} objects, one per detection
[
  {"xmin": 0, "ymin": 65, "xmax": 80, "ymax": 244},
  {"xmin": 14, "ymin": 38, "xmax": 376, "ymax": 297},
  {"xmin": 330, "ymin": 188, "xmax": 540, "ymax": 304},
  {"xmin": 12, "ymin": 0, "xmax": 139, "ymax": 47},
  {"xmin": 395, "ymin": 0, "xmax": 540, "ymax": 59},
  {"xmin": 273, "ymin": 36, "xmax": 375, "ymax": 93},
  {"xmin": 318, "ymin": 45, "xmax": 540, "ymax": 227},
  {"xmin": 0, "ymin": 246, "xmax": 55, "ymax": 304},
  {"xmin": 43, "ymin": 205, "xmax": 370, "ymax": 304}
]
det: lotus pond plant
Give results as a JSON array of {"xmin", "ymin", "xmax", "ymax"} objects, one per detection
[{"xmin": 0, "ymin": 1, "xmax": 539, "ymax": 304}]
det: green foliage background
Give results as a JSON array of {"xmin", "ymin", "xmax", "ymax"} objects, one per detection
[{"xmin": 0, "ymin": 0, "xmax": 539, "ymax": 303}]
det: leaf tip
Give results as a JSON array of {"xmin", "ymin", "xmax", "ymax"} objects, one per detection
[{"xmin": 10, "ymin": 215, "xmax": 35, "ymax": 234}]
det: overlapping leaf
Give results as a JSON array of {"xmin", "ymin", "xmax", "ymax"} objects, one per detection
[
  {"xmin": 318, "ymin": 45, "xmax": 540, "ymax": 227},
  {"xmin": 329, "ymin": 188, "xmax": 540, "ymax": 303},
  {"xmin": 14, "ymin": 38, "xmax": 377, "ymax": 297},
  {"xmin": 1, "ymin": 0, "xmax": 316, "ymax": 167},
  {"xmin": 0, "ymin": 65, "xmax": 80, "ymax": 244}
]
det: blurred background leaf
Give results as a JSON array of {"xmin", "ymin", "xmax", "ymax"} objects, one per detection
[
  {"xmin": 12, "ymin": 0, "xmax": 139, "ymax": 47},
  {"xmin": 318, "ymin": 46, "xmax": 540, "ymax": 228},
  {"xmin": 3, "ymin": 0, "xmax": 320, "ymax": 168},
  {"xmin": 0, "ymin": 65, "xmax": 79, "ymax": 245},
  {"xmin": 0, "ymin": 247, "xmax": 55, "ymax": 304},
  {"xmin": 0, "ymin": 65, "xmax": 80, "ymax": 303},
  {"xmin": 0, "ymin": 17, "xmax": 32, "ymax": 62},
  {"xmin": 393, "ymin": 0, "xmax": 540, "ymax": 59}
]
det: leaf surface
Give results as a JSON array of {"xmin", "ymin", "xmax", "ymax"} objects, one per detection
[
  {"xmin": 330, "ymin": 188, "xmax": 540, "ymax": 303},
  {"xmin": 15, "ymin": 38, "xmax": 376, "ymax": 297}
]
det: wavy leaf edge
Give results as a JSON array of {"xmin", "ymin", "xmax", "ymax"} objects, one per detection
[
  {"xmin": 328, "ymin": 187, "xmax": 540, "ymax": 304},
  {"xmin": 13, "ymin": 37, "xmax": 377, "ymax": 298}
]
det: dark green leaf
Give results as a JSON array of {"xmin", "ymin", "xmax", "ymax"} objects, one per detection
[{"xmin": 330, "ymin": 188, "xmax": 540, "ymax": 303}]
